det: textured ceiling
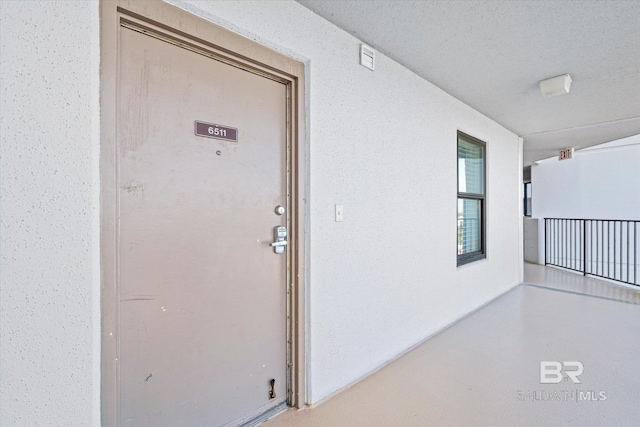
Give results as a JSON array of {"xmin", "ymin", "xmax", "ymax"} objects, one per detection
[{"xmin": 297, "ymin": 0, "xmax": 640, "ymax": 165}]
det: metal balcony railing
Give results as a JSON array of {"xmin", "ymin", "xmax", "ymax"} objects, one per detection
[{"xmin": 545, "ymin": 218, "xmax": 639, "ymax": 286}]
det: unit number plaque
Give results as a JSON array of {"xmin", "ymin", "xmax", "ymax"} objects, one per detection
[{"xmin": 194, "ymin": 121, "xmax": 238, "ymax": 142}]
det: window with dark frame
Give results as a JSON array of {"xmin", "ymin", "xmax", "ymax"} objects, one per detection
[
  {"xmin": 457, "ymin": 132, "xmax": 486, "ymax": 266},
  {"xmin": 524, "ymin": 182, "xmax": 532, "ymax": 216}
]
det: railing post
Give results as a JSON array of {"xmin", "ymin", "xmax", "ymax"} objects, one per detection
[
  {"xmin": 544, "ymin": 218, "xmax": 547, "ymax": 265},
  {"xmin": 583, "ymin": 219, "xmax": 587, "ymax": 276}
]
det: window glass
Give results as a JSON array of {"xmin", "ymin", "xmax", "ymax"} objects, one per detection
[
  {"xmin": 524, "ymin": 182, "xmax": 532, "ymax": 216},
  {"xmin": 457, "ymin": 198, "xmax": 481, "ymax": 255},
  {"xmin": 458, "ymin": 137, "xmax": 484, "ymax": 194}
]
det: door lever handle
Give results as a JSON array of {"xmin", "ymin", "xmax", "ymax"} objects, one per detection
[{"xmin": 272, "ymin": 226, "xmax": 287, "ymax": 254}]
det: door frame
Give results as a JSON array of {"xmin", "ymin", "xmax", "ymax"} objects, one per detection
[{"xmin": 99, "ymin": 1, "xmax": 307, "ymax": 424}]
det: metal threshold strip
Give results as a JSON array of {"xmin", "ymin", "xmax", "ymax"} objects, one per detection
[{"xmin": 239, "ymin": 402, "xmax": 289, "ymax": 427}]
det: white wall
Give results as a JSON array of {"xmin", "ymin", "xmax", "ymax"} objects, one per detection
[
  {"xmin": 0, "ymin": 0, "xmax": 521, "ymax": 423},
  {"xmin": 532, "ymin": 134, "xmax": 640, "ymax": 263},
  {"xmin": 532, "ymin": 134, "xmax": 640, "ymax": 220},
  {"xmin": 0, "ymin": 1, "xmax": 101, "ymax": 425},
  {"xmin": 167, "ymin": 0, "xmax": 521, "ymax": 403},
  {"xmin": 524, "ymin": 218, "xmax": 539, "ymax": 263}
]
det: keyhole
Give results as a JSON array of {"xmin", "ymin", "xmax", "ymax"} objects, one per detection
[{"xmin": 269, "ymin": 378, "xmax": 276, "ymax": 400}]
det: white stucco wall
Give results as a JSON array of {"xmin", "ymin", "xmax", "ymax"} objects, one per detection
[
  {"xmin": 167, "ymin": 0, "xmax": 522, "ymax": 403},
  {"xmin": 531, "ymin": 134, "xmax": 640, "ymax": 263},
  {"xmin": 524, "ymin": 217, "xmax": 539, "ymax": 263},
  {"xmin": 532, "ymin": 134, "xmax": 640, "ymax": 220},
  {"xmin": 1, "ymin": 0, "xmax": 521, "ymax": 422},
  {"xmin": 0, "ymin": 1, "xmax": 101, "ymax": 425}
]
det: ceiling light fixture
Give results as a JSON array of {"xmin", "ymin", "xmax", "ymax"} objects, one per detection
[{"xmin": 539, "ymin": 74, "xmax": 572, "ymax": 97}]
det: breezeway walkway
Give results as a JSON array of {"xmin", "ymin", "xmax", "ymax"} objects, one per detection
[{"xmin": 264, "ymin": 263, "xmax": 640, "ymax": 427}]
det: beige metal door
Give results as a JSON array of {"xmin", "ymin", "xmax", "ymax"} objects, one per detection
[{"xmin": 117, "ymin": 25, "xmax": 288, "ymax": 426}]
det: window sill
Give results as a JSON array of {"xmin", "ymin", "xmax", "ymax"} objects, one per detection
[{"xmin": 457, "ymin": 252, "xmax": 486, "ymax": 267}]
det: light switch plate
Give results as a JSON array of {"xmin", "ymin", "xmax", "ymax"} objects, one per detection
[{"xmin": 335, "ymin": 204, "xmax": 344, "ymax": 222}]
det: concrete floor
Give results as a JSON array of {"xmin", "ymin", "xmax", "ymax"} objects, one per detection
[{"xmin": 264, "ymin": 264, "xmax": 640, "ymax": 427}]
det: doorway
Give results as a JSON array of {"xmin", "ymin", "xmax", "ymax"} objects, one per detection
[{"xmin": 100, "ymin": 3, "xmax": 306, "ymax": 425}]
